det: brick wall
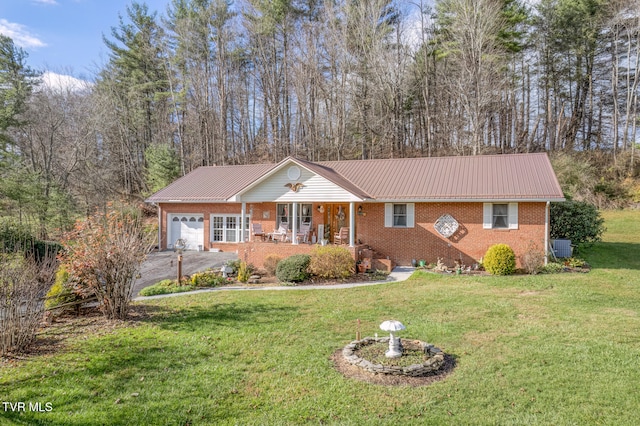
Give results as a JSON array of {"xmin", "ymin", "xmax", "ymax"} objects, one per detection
[
  {"xmin": 159, "ymin": 201, "xmax": 548, "ymax": 269},
  {"xmin": 355, "ymin": 202, "xmax": 547, "ymax": 268}
]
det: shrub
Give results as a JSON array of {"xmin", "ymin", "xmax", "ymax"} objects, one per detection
[
  {"xmin": 190, "ymin": 271, "xmax": 225, "ymax": 287},
  {"xmin": 483, "ymin": 244, "xmax": 516, "ymax": 275},
  {"xmin": 1, "ymin": 254, "xmax": 56, "ymax": 356},
  {"xmin": 565, "ymin": 257, "xmax": 588, "ymax": 268},
  {"xmin": 45, "ymin": 266, "xmax": 80, "ymax": 310},
  {"xmin": 139, "ymin": 279, "xmax": 194, "ymax": 296},
  {"xmin": 263, "ymin": 254, "xmax": 282, "ymax": 276},
  {"xmin": 308, "ymin": 246, "xmax": 354, "ymax": 279},
  {"xmin": 0, "ymin": 221, "xmax": 61, "ymax": 264},
  {"xmin": 550, "ymin": 201, "xmax": 605, "ymax": 250},
  {"xmin": 276, "ymin": 254, "xmax": 311, "ymax": 283},
  {"xmin": 61, "ymin": 203, "xmax": 155, "ymax": 319},
  {"xmin": 237, "ymin": 261, "xmax": 252, "ymax": 283},
  {"xmin": 541, "ymin": 262, "xmax": 564, "ymax": 274},
  {"xmin": 520, "ymin": 243, "xmax": 546, "ymax": 275},
  {"xmin": 225, "ymin": 259, "xmax": 242, "ymax": 274}
]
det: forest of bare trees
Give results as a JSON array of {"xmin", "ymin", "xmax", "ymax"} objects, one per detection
[{"xmin": 1, "ymin": 0, "xmax": 639, "ymax": 237}]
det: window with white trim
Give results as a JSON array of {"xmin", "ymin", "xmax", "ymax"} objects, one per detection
[
  {"xmin": 276, "ymin": 203, "xmax": 312, "ymax": 229},
  {"xmin": 483, "ymin": 203, "xmax": 518, "ymax": 230},
  {"xmin": 211, "ymin": 214, "xmax": 250, "ymax": 242},
  {"xmin": 393, "ymin": 204, "xmax": 407, "ymax": 226},
  {"xmin": 384, "ymin": 203, "xmax": 415, "ymax": 228}
]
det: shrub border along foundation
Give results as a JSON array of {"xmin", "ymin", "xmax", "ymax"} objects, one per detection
[{"xmin": 342, "ymin": 336, "xmax": 445, "ymax": 377}]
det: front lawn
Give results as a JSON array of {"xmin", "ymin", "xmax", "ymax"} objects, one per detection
[{"xmin": 1, "ymin": 210, "xmax": 639, "ymax": 425}]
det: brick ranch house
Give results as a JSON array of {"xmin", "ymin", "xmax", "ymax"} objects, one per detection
[{"xmin": 146, "ymin": 153, "xmax": 565, "ymax": 271}]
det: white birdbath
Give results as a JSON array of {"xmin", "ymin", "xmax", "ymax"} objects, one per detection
[{"xmin": 380, "ymin": 320, "xmax": 406, "ymax": 358}]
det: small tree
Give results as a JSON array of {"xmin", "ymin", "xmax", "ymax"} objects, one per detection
[
  {"xmin": 61, "ymin": 203, "xmax": 155, "ymax": 320},
  {"xmin": 550, "ymin": 201, "xmax": 605, "ymax": 250}
]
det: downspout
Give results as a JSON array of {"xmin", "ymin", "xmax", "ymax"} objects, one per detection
[
  {"xmin": 349, "ymin": 201, "xmax": 355, "ymax": 247},
  {"xmin": 544, "ymin": 201, "xmax": 550, "ymax": 265}
]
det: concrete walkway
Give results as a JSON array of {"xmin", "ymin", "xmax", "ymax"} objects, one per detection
[{"xmin": 134, "ymin": 266, "xmax": 416, "ymax": 301}]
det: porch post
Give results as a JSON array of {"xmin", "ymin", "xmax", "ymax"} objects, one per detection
[
  {"xmin": 349, "ymin": 201, "xmax": 355, "ymax": 247},
  {"xmin": 241, "ymin": 202, "xmax": 247, "ymax": 243},
  {"xmin": 292, "ymin": 202, "xmax": 299, "ymax": 245}
]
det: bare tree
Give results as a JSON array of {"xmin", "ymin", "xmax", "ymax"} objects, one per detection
[
  {"xmin": 436, "ymin": 0, "xmax": 509, "ymax": 155},
  {"xmin": 608, "ymin": 0, "xmax": 640, "ymax": 168}
]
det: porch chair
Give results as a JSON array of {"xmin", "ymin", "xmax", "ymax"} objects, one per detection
[
  {"xmin": 252, "ymin": 223, "xmax": 266, "ymax": 241},
  {"xmin": 271, "ymin": 222, "xmax": 289, "ymax": 242},
  {"xmin": 334, "ymin": 227, "xmax": 349, "ymax": 245},
  {"xmin": 297, "ymin": 222, "xmax": 311, "ymax": 243}
]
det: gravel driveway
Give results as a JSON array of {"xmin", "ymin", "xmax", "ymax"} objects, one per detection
[{"xmin": 133, "ymin": 251, "xmax": 238, "ymax": 296}]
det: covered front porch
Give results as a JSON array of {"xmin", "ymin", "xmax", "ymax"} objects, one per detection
[{"xmin": 235, "ymin": 201, "xmax": 360, "ymax": 247}]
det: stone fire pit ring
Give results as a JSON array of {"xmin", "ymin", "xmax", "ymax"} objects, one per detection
[{"xmin": 342, "ymin": 337, "xmax": 445, "ymax": 377}]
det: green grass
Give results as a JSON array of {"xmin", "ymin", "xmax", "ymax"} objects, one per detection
[{"xmin": 1, "ymin": 210, "xmax": 639, "ymax": 425}]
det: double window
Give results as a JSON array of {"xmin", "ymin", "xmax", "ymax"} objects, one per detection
[
  {"xmin": 277, "ymin": 203, "xmax": 312, "ymax": 229},
  {"xmin": 211, "ymin": 215, "xmax": 250, "ymax": 242},
  {"xmin": 483, "ymin": 203, "xmax": 518, "ymax": 229}
]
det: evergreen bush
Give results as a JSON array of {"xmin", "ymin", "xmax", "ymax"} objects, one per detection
[
  {"xmin": 483, "ymin": 244, "xmax": 516, "ymax": 275},
  {"xmin": 276, "ymin": 254, "xmax": 311, "ymax": 283},
  {"xmin": 550, "ymin": 201, "xmax": 605, "ymax": 250}
]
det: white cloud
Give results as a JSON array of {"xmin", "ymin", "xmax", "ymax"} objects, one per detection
[
  {"xmin": 33, "ymin": 0, "xmax": 59, "ymax": 5},
  {"xmin": 0, "ymin": 19, "xmax": 46, "ymax": 49},
  {"xmin": 41, "ymin": 71, "xmax": 91, "ymax": 92}
]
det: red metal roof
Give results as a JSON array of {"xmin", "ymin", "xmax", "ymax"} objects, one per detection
[
  {"xmin": 320, "ymin": 153, "xmax": 564, "ymax": 201},
  {"xmin": 146, "ymin": 153, "xmax": 564, "ymax": 203},
  {"xmin": 147, "ymin": 163, "xmax": 275, "ymax": 202}
]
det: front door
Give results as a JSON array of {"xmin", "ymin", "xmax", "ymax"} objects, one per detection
[{"xmin": 329, "ymin": 204, "xmax": 349, "ymax": 243}]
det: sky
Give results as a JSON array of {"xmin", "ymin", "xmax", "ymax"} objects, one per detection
[{"xmin": 0, "ymin": 0, "xmax": 170, "ymax": 81}]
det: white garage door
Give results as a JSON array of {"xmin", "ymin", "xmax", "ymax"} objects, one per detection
[{"xmin": 168, "ymin": 214, "xmax": 204, "ymax": 250}]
